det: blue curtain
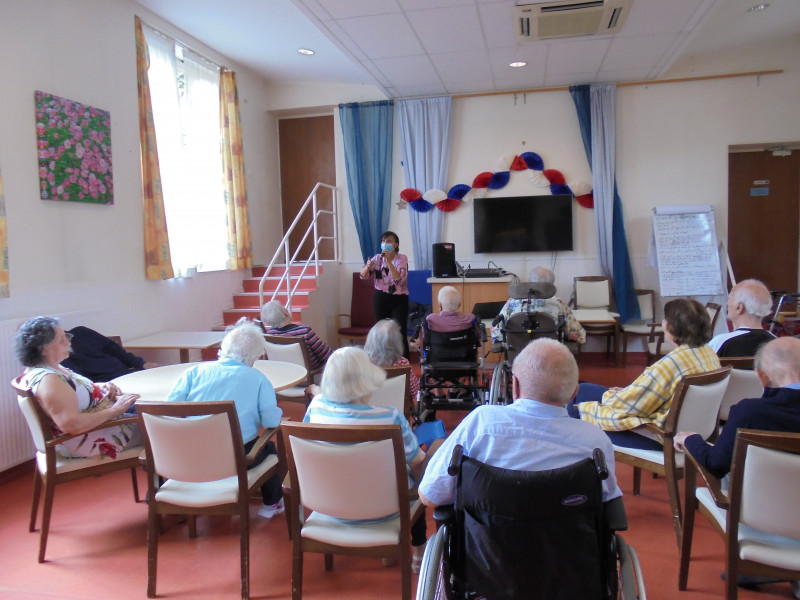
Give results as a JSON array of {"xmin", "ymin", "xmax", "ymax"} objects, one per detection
[
  {"xmin": 396, "ymin": 97, "xmax": 452, "ymax": 270},
  {"xmin": 569, "ymin": 85, "xmax": 639, "ymax": 322},
  {"xmin": 339, "ymin": 100, "xmax": 394, "ymax": 263}
]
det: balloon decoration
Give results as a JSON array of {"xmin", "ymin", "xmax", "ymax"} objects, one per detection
[{"xmin": 400, "ymin": 151, "xmax": 594, "ymax": 212}]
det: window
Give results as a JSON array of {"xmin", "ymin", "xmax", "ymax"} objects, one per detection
[{"xmin": 142, "ymin": 24, "xmax": 228, "ymax": 276}]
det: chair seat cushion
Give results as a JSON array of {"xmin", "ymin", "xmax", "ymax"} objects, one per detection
[
  {"xmin": 696, "ymin": 487, "xmax": 727, "ymax": 530},
  {"xmin": 613, "ymin": 444, "xmax": 684, "ymax": 468},
  {"xmin": 739, "ymin": 524, "xmax": 800, "ymax": 570},
  {"xmin": 301, "ymin": 511, "xmax": 400, "ymax": 547},
  {"xmin": 623, "ymin": 324, "xmax": 659, "ymax": 335},
  {"xmin": 155, "ymin": 454, "xmax": 278, "ymax": 507},
  {"xmin": 338, "ymin": 327, "xmax": 370, "ymax": 337},
  {"xmin": 39, "ymin": 445, "xmax": 144, "ymax": 475},
  {"xmin": 277, "ymin": 386, "xmax": 306, "ymax": 398}
]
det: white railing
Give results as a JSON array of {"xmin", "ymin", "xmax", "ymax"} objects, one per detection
[{"xmin": 258, "ymin": 182, "xmax": 339, "ymax": 312}]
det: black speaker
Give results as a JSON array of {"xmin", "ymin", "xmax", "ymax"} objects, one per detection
[{"xmin": 432, "ymin": 243, "xmax": 457, "ymax": 278}]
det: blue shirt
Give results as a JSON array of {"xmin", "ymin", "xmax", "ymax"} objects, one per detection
[
  {"xmin": 419, "ymin": 398, "xmax": 622, "ymax": 506},
  {"xmin": 167, "ymin": 358, "xmax": 282, "ymax": 443}
]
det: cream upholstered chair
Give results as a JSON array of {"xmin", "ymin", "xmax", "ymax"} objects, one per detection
[
  {"xmin": 613, "ymin": 366, "xmax": 731, "ymax": 547},
  {"xmin": 11, "ymin": 376, "xmax": 142, "ymax": 563},
  {"xmin": 336, "ymin": 272, "xmax": 377, "ymax": 347},
  {"xmin": 264, "ymin": 334, "xmax": 313, "ymax": 405},
  {"xmin": 572, "ymin": 276, "xmax": 620, "ymax": 364},
  {"xmin": 621, "ymin": 289, "xmax": 661, "ymax": 367},
  {"xmin": 679, "ymin": 429, "xmax": 800, "ymax": 599},
  {"xmin": 369, "ymin": 364, "xmax": 412, "ymax": 418},
  {"xmin": 280, "ymin": 422, "xmax": 424, "ymax": 600},
  {"xmin": 717, "ymin": 361, "xmax": 763, "ymax": 422},
  {"xmin": 136, "ymin": 400, "xmax": 281, "ymax": 600}
]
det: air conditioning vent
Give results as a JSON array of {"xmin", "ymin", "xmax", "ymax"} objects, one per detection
[{"xmin": 515, "ymin": 0, "xmax": 632, "ymax": 41}]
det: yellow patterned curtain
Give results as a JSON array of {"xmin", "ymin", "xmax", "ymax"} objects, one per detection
[
  {"xmin": 0, "ymin": 167, "xmax": 8, "ymax": 297},
  {"xmin": 135, "ymin": 17, "xmax": 174, "ymax": 280},
  {"xmin": 219, "ymin": 70, "xmax": 253, "ymax": 270}
]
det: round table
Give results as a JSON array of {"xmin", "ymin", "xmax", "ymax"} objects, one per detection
[{"xmin": 111, "ymin": 360, "xmax": 307, "ymax": 402}]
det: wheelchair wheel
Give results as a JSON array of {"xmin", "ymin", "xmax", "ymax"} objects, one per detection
[
  {"xmin": 416, "ymin": 524, "xmax": 449, "ymax": 600},
  {"xmin": 488, "ymin": 361, "xmax": 509, "ymax": 405}
]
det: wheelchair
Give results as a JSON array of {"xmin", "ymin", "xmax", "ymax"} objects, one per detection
[
  {"xmin": 487, "ymin": 281, "xmax": 566, "ymax": 406},
  {"xmin": 416, "ymin": 446, "xmax": 647, "ymax": 600},
  {"xmin": 417, "ymin": 320, "xmax": 489, "ymax": 422}
]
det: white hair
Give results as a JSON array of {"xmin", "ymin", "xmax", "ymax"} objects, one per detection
[
  {"xmin": 731, "ymin": 279, "xmax": 772, "ymax": 318},
  {"xmin": 438, "ymin": 286, "xmax": 461, "ymax": 311},
  {"xmin": 529, "ymin": 266, "xmax": 555, "ymax": 284},
  {"xmin": 219, "ymin": 318, "xmax": 267, "ymax": 366},
  {"xmin": 755, "ymin": 337, "xmax": 800, "ymax": 387},
  {"xmin": 320, "ymin": 347, "xmax": 386, "ymax": 404},
  {"xmin": 512, "ymin": 338, "xmax": 578, "ymax": 405},
  {"xmin": 364, "ymin": 319, "xmax": 403, "ymax": 367},
  {"xmin": 260, "ymin": 300, "xmax": 288, "ymax": 328}
]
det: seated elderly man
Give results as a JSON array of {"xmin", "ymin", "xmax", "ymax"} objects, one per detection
[
  {"xmin": 490, "ymin": 266, "xmax": 585, "ymax": 347},
  {"xmin": 709, "ymin": 278, "xmax": 776, "ymax": 357},
  {"xmin": 419, "ymin": 338, "xmax": 621, "ymax": 507},
  {"xmin": 260, "ymin": 300, "xmax": 332, "ymax": 376},
  {"xmin": 167, "ymin": 319, "xmax": 285, "ymax": 519}
]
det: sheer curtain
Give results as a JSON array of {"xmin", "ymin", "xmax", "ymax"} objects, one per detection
[
  {"xmin": 396, "ymin": 97, "xmax": 452, "ymax": 270},
  {"xmin": 0, "ymin": 166, "xmax": 7, "ymax": 297}
]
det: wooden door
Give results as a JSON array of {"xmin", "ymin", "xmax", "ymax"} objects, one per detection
[
  {"xmin": 278, "ymin": 116, "xmax": 335, "ymax": 261},
  {"xmin": 728, "ymin": 150, "xmax": 800, "ymax": 293}
]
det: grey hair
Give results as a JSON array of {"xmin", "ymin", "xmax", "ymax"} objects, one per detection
[
  {"xmin": 755, "ymin": 336, "xmax": 800, "ymax": 385},
  {"xmin": 321, "ymin": 346, "xmax": 386, "ymax": 403},
  {"xmin": 529, "ymin": 266, "xmax": 555, "ymax": 284},
  {"xmin": 260, "ymin": 300, "xmax": 288, "ymax": 328},
  {"xmin": 512, "ymin": 338, "xmax": 578, "ymax": 405},
  {"xmin": 364, "ymin": 319, "xmax": 404, "ymax": 367},
  {"xmin": 14, "ymin": 316, "xmax": 61, "ymax": 367},
  {"xmin": 731, "ymin": 279, "xmax": 773, "ymax": 318},
  {"xmin": 437, "ymin": 286, "xmax": 461, "ymax": 311},
  {"xmin": 219, "ymin": 318, "xmax": 267, "ymax": 366}
]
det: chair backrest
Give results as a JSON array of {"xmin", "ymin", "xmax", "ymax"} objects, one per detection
[
  {"xmin": 423, "ymin": 322, "xmax": 479, "ymax": 363},
  {"xmin": 508, "ymin": 281, "xmax": 556, "ymax": 300},
  {"xmin": 718, "ymin": 356, "xmax": 755, "ymax": 370},
  {"xmin": 350, "ymin": 272, "xmax": 377, "ymax": 329},
  {"xmin": 263, "ymin": 334, "xmax": 312, "ymax": 385},
  {"xmin": 718, "ymin": 368, "xmax": 763, "ymax": 420},
  {"xmin": 664, "ymin": 366, "xmax": 732, "ymax": 438},
  {"xmin": 574, "ymin": 276, "xmax": 615, "ymax": 310},
  {"xmin": 634, "ymin": 289, "xmax": 655, "ymax": 323},
  {"xmin": 407, "ymin": 269, "xmax": 432, "ymax": 306},
  {"xmin": 705, "ymin": 302, "xmax": 722, "ymax": 331},
  {"xmin": 504, "ymin": 311, "xmax": 559, "ymax": 363},
  {"xmin": 280, "ymin": 422, "xmax": 407, "ymax": 522},
  {"xmin": 11, "ymin": 377, "xmax": 51, "ymax": 453},
  {"xmin": 137, "ymin": 401, "xmax": 245, "ymax": 485},
  {"xmin": 369, "ymin": 364, "xmax": 410, "ymax": 416},
  {"xmin": 452, "ymin": 447, "xmax": 612, "ymax": 600},
  {"xmin": 730, "ymin": 430, "xmax": 800, "ymax": 544}
]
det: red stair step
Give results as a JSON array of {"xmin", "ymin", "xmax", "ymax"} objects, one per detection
[
  {"xmin": 251, "ymin": 264, "xmax": 323, "ymax": 278},
  {"xmin": 233, "ymin": 292, "xmax": 310, "ymax": 309},
  {"xmin": 243, "ymin": 277, "xmax": 318, "ymax": 293}
]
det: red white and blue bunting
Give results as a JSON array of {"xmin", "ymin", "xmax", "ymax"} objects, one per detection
[{"xmin": 400, "ymin": 151, "xmax": 594, "ymax": 212}]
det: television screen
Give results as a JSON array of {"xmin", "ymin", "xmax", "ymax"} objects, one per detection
[{"xmin": 473, "ymin": 194, "xmax": 574, "ymax": 253}]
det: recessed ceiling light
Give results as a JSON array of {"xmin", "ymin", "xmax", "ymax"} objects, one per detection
[
  {"xmin": 746, "ymin": 3, "xmax": 769, "ymax": 12},
  {"xmin": 297, "ymin": 48, "xmax": 315, "ymax": 56},
  {"xmin": 509, "ymin": 61, "xmax": 527, "ymax": 68}
]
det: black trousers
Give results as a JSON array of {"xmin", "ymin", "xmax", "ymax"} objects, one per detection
[
  {"xmin": 373, "ymin": 290, "xmax": 410, "ymax": 358},
  {"xmin": 244, "ymin": 438, "xmax": 282, "ymax": 505}
]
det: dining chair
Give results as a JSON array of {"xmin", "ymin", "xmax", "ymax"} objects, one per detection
[
  {"xmin": 370, "ymin": 364, "xmax": 412, "ymax": 418},
  {"xmin": 621, "ymin": 289, "xmax": 661, "ymax": 367},
  {"xmin": 572, "ymin": 275, "xmax": 620, "ymax": 364},
  {"xmin": 264, "ymin": 334, "xmax": 313, "ymax": 405},
  {"xmin": 679, "ymin": 429, "xmax": 800, "ymax": 599},
  {"xmin": 612, "ymin": 366, "xmax": 731, "ymax": 547},
  {"xmin": 11, "ymin": 376, "xmax": 143, "ymax": 563},
  {"xmin": 136, "ymin": 400, "xmax": 281, "ymax": 599},
  {"xmin": 647, "ymin": 302, "xmax": 722, "ymax": 364},
  {"xmin": 280, "ymin": 421, "xmax": 424, "ymax": 600},
  {"xmin": 336, "ymin": 272, "xmax": 377, "ymax": 347},
  {"xmin": 717, "ymin": 361, "xmax": 762, "ymax": 422}
]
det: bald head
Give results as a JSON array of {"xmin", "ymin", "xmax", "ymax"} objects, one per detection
[
  {"xmin": 728, "ymin": 279, "xmax": 772, "ymax": 329},
  {"xmin": 438, "ymin": 286, "xmax": 462, "ymax": 311},
  {"xmin": 529, "ymin": 267, "xmax": 555, "ymax": 284},
  {"xmin": 755, "ymin": 337, "xmax": 800, "ymax": 388},
  {"xmin": 512, "ymin": 338, "xmax": 578, "ymax": 405}
]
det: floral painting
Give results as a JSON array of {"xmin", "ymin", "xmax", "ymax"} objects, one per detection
[{"xmin": 35, "ymin": 91, "xmax": 113, "ymax": 204}]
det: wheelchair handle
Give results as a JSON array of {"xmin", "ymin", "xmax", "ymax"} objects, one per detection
[
  {"xmin": 448, "ymin": 445, "xmax": 465, "ymax": 476},
  {"xmin": 592, "ymin": 448, "xmax": 609, "ymax": 481}
]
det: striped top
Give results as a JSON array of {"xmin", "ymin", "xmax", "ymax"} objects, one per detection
[
  {"xmin": 303, "ymin": 395, "xmax": 421, "ymax": 463},
  {"xmin": 265, "ymin": 323, "xmax": 332, "ymax": 374},
  {"xmin": 578, "ymin": 344, "xmax": 721, "ymax": 431}
]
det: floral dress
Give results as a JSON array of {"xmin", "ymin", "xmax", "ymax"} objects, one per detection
[{"xmin": 23, "ymin": 366, "xmax": 138, "ymax": 459}]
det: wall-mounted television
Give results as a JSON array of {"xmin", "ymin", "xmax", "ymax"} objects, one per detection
[{"xmin": 473, "ymin": 194, "xmax": 574, "ymax": 253}]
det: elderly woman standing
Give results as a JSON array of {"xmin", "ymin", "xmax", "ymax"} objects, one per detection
[
  {"xmin": 304, "ymin": 347, "xmax": 428, "ymax": 572},
  {"xmin": 167, "ymin": 318, "xmax": 284, "ymax": 519},
  {"xmin": 364, "ymin": 319, "xmax": 420, "ymax": 401},
  {"xmin": 14, "ymin": 316, "xmax": 140, "ymax": 459}
]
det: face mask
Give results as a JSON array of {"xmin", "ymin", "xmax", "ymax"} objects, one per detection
[{"xmin": 381, "ymin": 243, "xmax": 393, "ymax": 253}]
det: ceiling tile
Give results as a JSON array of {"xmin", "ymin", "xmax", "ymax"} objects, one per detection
[
  {"xmin": 543, "ymin": 71, "xmax": 601, "ymax": 87},
  {"xmin": 546, "ymin": 38, "xmax": 610, "ymax": 75},
  {"xmin": 316, "ymin": 0, "xmax": 402, "ymax": 19},
  {"xmin": 399, "ymin": 0, "xmax": 476, "ymax": 10},
  {"xmin": 602, "ymin": 34, "xmax": 677, "ymax": 72},
  {"xmin": 359, "ymin": 60, "xmax": 393, "ymax": 87},
  {"xmin": 622, "ymin": 0, "xmax": 713, "ymax": 35},
  {"xmin": 322, "ymin": 19, "xmax": 368, "ymax": 60},
  {"xmin": 337, "ymin": 13, "xmax": 424, "ymax": 59},
  {"xmin": 394, "ymin": 82, "xmax": 450, "ymax": 97},
  {"xmin": 406, "ymin": 5, "xmax": 486, "ymax": 53},
  {"xmin": 430, "ymin": 49, "xmax": 494, "ymax": 83},
  {"xmin": 488, "ymin": 46, "xmax": 548, "ymax": 80},
  {"xmin": 478, "ymin": 1, "xmax": 517, "ymax": 49},
  {"xmin": 445, "ymin": 80, "xmax": 498, "ymax": 94},
  {"xmin": 372, "ymin": 54, "xmax": 442, "ymax": 86}
]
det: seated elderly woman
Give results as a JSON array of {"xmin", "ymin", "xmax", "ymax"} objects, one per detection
[
  {"xmin": 14, "ymin": 316, "xmax": 140, "ymax": 459},
  {"xmin": 167, "ymin": 318, "xmax": 284, "ymax": 519},
  {"xmin": 364, "ymin": 318, "xmax": 420, "ymax": 401},
  {"xmin": 304, "ymin": 346, "xmax": 428, "ymax": 573},
  {"xmin": 568, "ymin": 298, "xmax": 721, "ymax": 449}
]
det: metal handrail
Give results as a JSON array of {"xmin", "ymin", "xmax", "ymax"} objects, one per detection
[{"xmin": 258, "ymin": 182, "xmax": 339, "ymax": 313}]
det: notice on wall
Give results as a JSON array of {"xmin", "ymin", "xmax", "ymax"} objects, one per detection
[{"xmin": 652, "ymin": 205, "xmax": 723, "ymax": 297}]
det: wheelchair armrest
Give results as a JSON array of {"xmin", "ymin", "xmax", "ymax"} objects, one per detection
[
  {"xmin": 603, "ymin": 496, "xmax": 628, "ymax": 531},
  {"xmin": 447, "ymin": 445, "xmax": 464, "ymax": 476},
  {"xmin": 432, "ymin": 504, "xmax": 455, "ymax": 528}
]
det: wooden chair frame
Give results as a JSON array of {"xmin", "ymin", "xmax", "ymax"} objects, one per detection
[
  {"xmin": 11, "ymin": 376, "xmax": 142, "ymax": 563},
  {"xmin": 573, "ymin": 276, "xmax": 620, "ymax": 365},
  {"xmin": 621, "ymin": 288, "xmax": 660, "ymax": 367}
]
